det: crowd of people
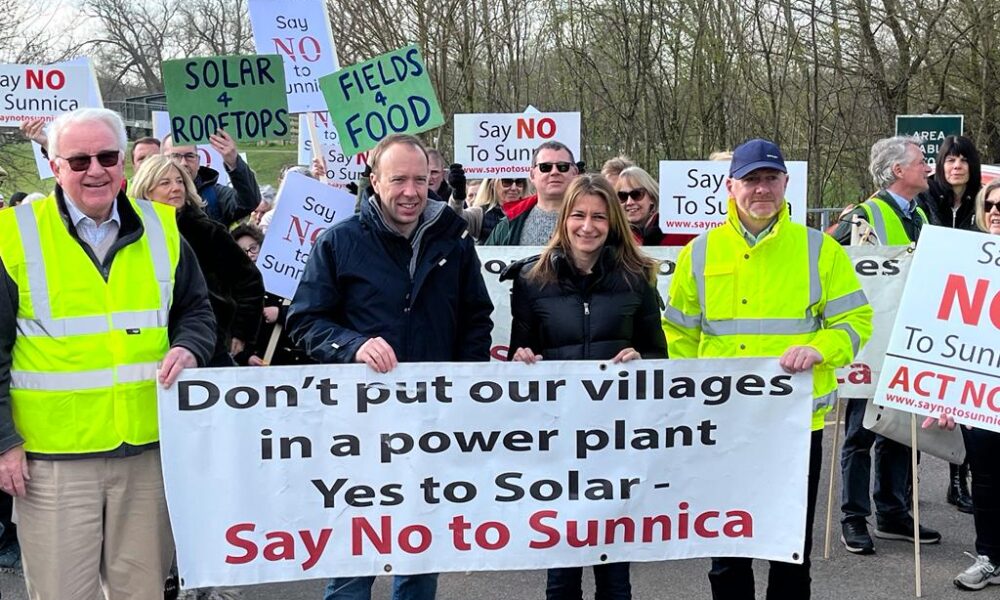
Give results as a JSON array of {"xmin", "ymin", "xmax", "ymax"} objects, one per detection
[{"xmin": 0, "ymin": 106, "xmax": 996, "ymax": 600}]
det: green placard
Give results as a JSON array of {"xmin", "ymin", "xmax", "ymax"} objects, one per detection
[
  {"xmin": 162, "ymin": 54, "xmax": 290, "ymax": 144},
  {"xmin": 319, "ymin": 45, "xmax": 444, "ymax": 155},
  {"xmin": 895, "ymin": 115, "xmax": 964, "ymax": 164}
]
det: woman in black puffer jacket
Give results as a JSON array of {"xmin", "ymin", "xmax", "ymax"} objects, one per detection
[
  {"xmin": 132, "ymin": 154, "xmax": 264, "ymax": 367},
  {"xmin": 915, "ymin": 135, "xmax": 981, "ymax": 231},
  {"xmin": 501, "ymin": 174, "xmax": 667, "ymax": 600}
]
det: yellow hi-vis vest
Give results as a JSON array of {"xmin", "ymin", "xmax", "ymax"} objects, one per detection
[
  {"xmin": 664, "ymin": 202, "xmax": 874, "ymax": 431},
  {"xmin": 0, "ymin": 195, "xmax": 179, "ymax": 454},
  {"xmin": 859, "ymin": 196, "xmax": 928, "ymax": 245}
]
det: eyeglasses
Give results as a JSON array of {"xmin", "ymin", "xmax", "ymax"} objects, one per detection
[
  {"xmin": 242, "ymin": 243, "xmax": 260, "ymax": 255},
  {"xmin": 535, "ymin": 162, "xmax": 573, "ymax": 173},
  {"xmin": 500, "ymin": 178, "xmax": 526, "ymax": 188},
  {"xmin": 168, "ymin": 152, "xmax": 199, "ymax": 161},
  {"xmin": 617, "ymin": 189, "xmax": 646, "ymax": 203},
  {"xmin": 985, "ymin": 200, "xmax": 1000, "ymax": 213},
  {"xmin": 58, "ymin": 151, "xmax": 121, "ymax": 172}
]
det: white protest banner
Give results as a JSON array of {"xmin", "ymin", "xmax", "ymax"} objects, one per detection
[
  {"xmin": 453, "ymin": 112, "xmax": 581, "ymax": 176},
  {"xmin": 657, "ymin": 161, "xmax": 808, "ymax": 234},
  {"xmin": 153, "ymin": 111, "xmax": 244, "ymax": 187},
  {"xmin": 0, "ymin": 63, "xmax": 97, "ymax": 125},
  {"xmin": 296, "ymin": 112, "xmax": 367, "ymax": 188},
  {"xmin": 475, "ymin": 246, "xmax": 909, "ymax": 397},
  {"xmin": 32, "ymin": 57, "xmax": 103, "ymax": 179},
  {"xmin": 257, "ymin": 171, "xmax": 355, "ymax": 299},
  {"xmin": 249, "ymin": 0, "xmax": 341, "ymax": 113},
  {"xmin": 874, "ymin": 226, "xmax": 1000, "ymax": 431},
  {"xmin": 160, "ymin": 358, "xmax": 811, "ymax": 588},
  {"xmin": 836, "ymin": 246, "xmax": 912, "ymax": 397}
]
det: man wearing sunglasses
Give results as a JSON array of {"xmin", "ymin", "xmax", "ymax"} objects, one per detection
[
  {"xmin": 0, "ymin": 108, "xmax": 215, "ymax": 599},
  {"xmin": 162, "ymin": 130, "xmax": 263, "ymax": 227},
  {"xmin": 484, "ymin": 141, "xmax": 579, "ymax": 245}
]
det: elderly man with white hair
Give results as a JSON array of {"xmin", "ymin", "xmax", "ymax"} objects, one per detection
[{"xmin": 0, "ymin": 108, "xmax": 215, "ymax": 599}]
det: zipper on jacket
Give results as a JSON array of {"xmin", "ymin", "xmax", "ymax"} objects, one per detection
[{"xmin": 583, "ymin": 300, "xmax": 591, "ymax": 357}]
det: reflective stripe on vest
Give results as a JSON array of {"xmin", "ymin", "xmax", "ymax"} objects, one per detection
[
  {"xmin": 689, "ymin": 226, "xmax": 824, "ymax": 335},
  {"xmin": 860, "ymin": 197, "xmax": 927, "ymax": 245}
]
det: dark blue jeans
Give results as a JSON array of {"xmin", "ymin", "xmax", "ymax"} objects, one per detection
[
  {"xmin": 708, "ymin": 430, "xmax": 822, "ymax": 600},
  {"xmin": 963, "ymin": 427, "xmax": 1000, "ymax": 562},
  {"xmin": 546, "ymin": 563, "xmax": 631, "ymax": 600},
  {"xmin": 840, "ymin": 397, "xmax": 910, "ymax": 523},
  {"xmin": 323, "ymin": 574, "xmax": 437, "ymax": 600}
]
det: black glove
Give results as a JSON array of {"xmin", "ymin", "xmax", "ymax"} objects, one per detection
[
  {"xmin": 448, "ymin": 163, "xmax": 467, "ymax": 200},
  {"xmin": 346, "ymin": 181, "xmax": 359, "ymax": 195}
]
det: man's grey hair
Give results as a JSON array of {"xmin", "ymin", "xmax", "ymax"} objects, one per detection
[
  {"xmin": 869, "ymin": 135, "xmax": 923, "ymax": 189},
  {"xmin": 47, "ymin": 108, "xmax": 127, "ymax": 159}
]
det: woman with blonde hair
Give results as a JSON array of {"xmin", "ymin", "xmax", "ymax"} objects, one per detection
[
  {"xmin": 449, "ymin": 176, "xmax": 529, "ymax": 243},
  {"xmin": 132, "ymin": 154, "xmax": 263, "ymax": 369},
  {"xmin": 500, "ymin": 174, "xmax": 666, "ymax": 600}
]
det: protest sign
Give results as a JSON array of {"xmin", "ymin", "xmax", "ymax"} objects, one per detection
[
  {"xmin": 162, "ymin": 54, "xmax": 289, "ymax": 144},
  {"xmin": 151, "ymin": 110, "xmax": 247, "ymax": 187},
  {"xmin": 249, "ymin": 0, "xmax": 341, "ymax": 113},
  {"xmin": 160, "ymin": 358, "xmax": 811, "ymax": 588},
  {"xmin": 0, "ymin": 63, "xmax": 97, "ymax": 125},
  {"xmin": 296, "ymin": 112, "xmax": 367, "ymax": 187},
  {"xmin": 476, "ymin": 246, "xmax": 909, "ymax": 398},
  {"xmin": 874, "ymin": 226, "xmax": 1000, "ymax": 431},
  {"xmin": 895, "ymin": 115, "xmax": 963, "ymax": 165},
  {"xmin": 257, "ymin": 171, "xmax": 356, "ymax": 299},
  {"xmin": 28, "ymin": 57, "xmax": 102, "ymax": 179},
  {"xmin": 657, "ymin": 161, "xmax": 807, "ymax": 235},
  {"xmin": 319, "ymin": 45, "xmax": 443, "ymax": 155},
  {"xmin": 453, "ymin": 112, "xmax": 581, "ymax": 176}
]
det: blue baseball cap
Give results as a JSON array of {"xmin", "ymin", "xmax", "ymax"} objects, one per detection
[{"xmin": 729, "ymin": 139, "xmax": 787, "ymax": 179}]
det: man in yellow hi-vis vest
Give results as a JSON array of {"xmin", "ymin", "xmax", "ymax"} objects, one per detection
[
  {"xmin": 664, "ymin": 138, "xmax": 873, "ymax": 600},
  {"xmin": 0, "ymin": 108, "xmax": 215, "ymax": 599},
  {"xmin": 829, "ymin": 136, "xmax": 941, "ymax": 555}
]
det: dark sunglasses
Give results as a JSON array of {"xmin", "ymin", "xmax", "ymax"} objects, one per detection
[
  {"xmin": 985, "ymin": 200, "xmax": 1000, "ymax": 213},
  {"xmin": 617, "ymin": 189, "xmax": 646, "ymax": 203},
  {"xmin": 500, "ymin": 178, "xmax": 526, "ymax": 188},
  {"xmin": 536, "ymin": 161, "xmax": 573, "ymax": 173},
  {"xmin": 59, "ymin": 150, "xmax": 121, "ymax": 172}
]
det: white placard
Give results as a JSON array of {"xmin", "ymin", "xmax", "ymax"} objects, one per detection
[
  {"xmin": 658, "ymin": 161, "xmax": 808, "ymax": 234},
  {"xmin": 0, "ymin": 64, "xmax": 96, "ymax": 125},
  {"xmin": 296, "ymin": 112, "xmax": 367, "ymax": 188},
  {"xmin": 160, "ymin": 358, "xmax": 811, "ymax": 588},
  {"xmin": 153, "ymin": 111, "xmax": 247, "ymax": 187},
  {"xmin": 475, "ymin": 246, "xmax": 907, "ymax": 397},
  {"xmin": 32, "ymin": 57, "xmax": 103, "ymax": 179},
  {"xmin": 453, "ymin": 112, "xmax": 581, "ymax": 176},
  {"xmin": 874, "ymin": 226, "xmax": 1000, "ymax": 430},
  {"xmin": 257, "ymin": 171, "xmax": 356, "ymax": 299},
  {"xmin": 249, "ymin": 0, "xmax": 341, "ymax": 113}
]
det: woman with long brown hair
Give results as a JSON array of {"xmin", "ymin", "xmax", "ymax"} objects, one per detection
[{"xmin": 501, "ymin": 174, "xmax": 666, "ymax": 599}]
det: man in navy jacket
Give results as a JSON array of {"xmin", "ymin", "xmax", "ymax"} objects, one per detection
[{"xmin": 287, "ymin": 133, "xmax": 493, "ymax": 600}]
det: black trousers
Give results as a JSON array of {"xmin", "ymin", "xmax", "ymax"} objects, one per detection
[
  {"xmin": 963, "ymin": 427, "xmax": 1000, "ymax": 562},
  {"xmin": 0, "ymin": 489, "xmax": 14, "ymax": 548},
  {"xmin": 708, "ymin": 429, "xmax": 822, "ymax": 600}
]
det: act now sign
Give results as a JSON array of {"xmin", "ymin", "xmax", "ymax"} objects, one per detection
[{"xmin": 454, "ymin": 113, "xmax": 581, "ymax": 176}]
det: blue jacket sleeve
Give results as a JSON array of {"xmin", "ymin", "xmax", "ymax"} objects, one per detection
[{"xmin": 286, "ymin": 229, "xmax": 368, "ymax": 364}]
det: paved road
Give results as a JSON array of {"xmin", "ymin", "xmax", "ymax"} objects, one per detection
[{"xmin": 0, "ymin": 422, "xmax": 983, "ymax": 599}]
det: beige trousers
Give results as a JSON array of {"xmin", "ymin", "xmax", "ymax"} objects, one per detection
[{"xmin": 16, "ymin": 450, "xmax": 174, "ymax": 600}]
